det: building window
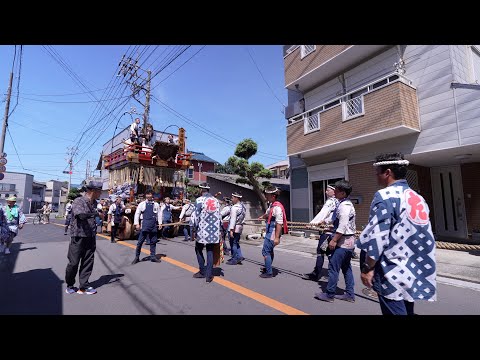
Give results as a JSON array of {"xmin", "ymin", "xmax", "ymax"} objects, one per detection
[
  {"xmin": 0, "ymin": 183, "xmax": 15, "ymax": 191},
  {"xmin": 187, "ymin": 168, "xmax": 194, "ymax": 179},
  {"xmin": 300, "ymin": 45, "xmax": 316, "ymax": 59},
  {"xmin": 304, "ymin": 110, "xmax": 320, "ymax": 134},
  {"xmin": 471, "ymin": 46, "xmax": 480, "ymax": 83}
]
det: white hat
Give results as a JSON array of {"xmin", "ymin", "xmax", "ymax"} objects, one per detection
[
  {"xmin": 198, "ymin": 182, "xmax": 210, "ymax": 189},
  {"xmin": 264, "ymin": 186, "xmax": 279, "ymax": 194}
]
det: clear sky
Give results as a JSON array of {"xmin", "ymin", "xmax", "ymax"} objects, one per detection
[{"xmin": 0, "ymin": 45, "xmax": 287, "ymax": 184}]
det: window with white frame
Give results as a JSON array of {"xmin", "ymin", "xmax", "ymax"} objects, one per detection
[
  {"xmin": 471, "ymin": 46, "xmax": 480, "ymax": 83},
  {"xmin": 300, "ymin": 45, "xmax": 316, "ymax": 59}
]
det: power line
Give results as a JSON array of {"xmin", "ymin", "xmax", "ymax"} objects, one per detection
[
  {"xmin": 17, "ymin": 94, "xmax": 130, "ymax": 104},
  {"xmin": 245, "ymin": 46, "xmax": 286, "ymax": 108},
  {"xmin": 8, "ymin": 120, "xmax": 74, "ymax": 142},
  {"xmin": 7, "ymin": 128, "xmax": 24, "ymax": 169},
  {"xmin": 151, "ymin": 95, "xmax": 284, "ymax": 161},
  {"xmin": 152, "ymin": 45, "xmax": 206, "ymax": 90},
  {"xmin": 19, "ymin": 83, "xmax": 123, "ymax": 97}
]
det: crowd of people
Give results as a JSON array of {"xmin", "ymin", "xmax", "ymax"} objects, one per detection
[{"xmin": 0, "ymin": 152, "xmax": 437, "ymax": 315}]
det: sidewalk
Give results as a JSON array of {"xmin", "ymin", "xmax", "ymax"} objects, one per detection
[{"xmin": 242, "ymin": 233, "xmax": 480, "ymax": 286}]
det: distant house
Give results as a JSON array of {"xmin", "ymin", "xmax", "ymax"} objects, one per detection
[
  {"xmin": 186, "ymin": 151, "xmax": 219, "ymax": 184},
  {"xmin": 266, "ymin": 160, "xmax": 289, "ymax": 179}
]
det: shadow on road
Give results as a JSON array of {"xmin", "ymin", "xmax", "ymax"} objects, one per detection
[{"xmin": 89, "ymin": 273, "xmax": 125, "ymax": 289}]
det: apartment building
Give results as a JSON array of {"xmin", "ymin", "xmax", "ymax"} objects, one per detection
[{"xmin": 284, "ymin": 45, "xmax": 480, "ymax": 241}]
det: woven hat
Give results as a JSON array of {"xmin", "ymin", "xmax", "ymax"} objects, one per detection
[{"xmin": 6, "ymin": 196, "xmax": 17, "ymax": 202}]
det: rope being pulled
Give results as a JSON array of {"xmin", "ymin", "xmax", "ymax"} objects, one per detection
[{"xmin": 243, "ymin": 220, "xmax": 480, "ymax": 251}]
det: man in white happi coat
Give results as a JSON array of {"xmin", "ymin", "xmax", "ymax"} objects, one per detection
[{"xmin": 225, "ymin": 192, "xmax": 246, "ymax": 265}]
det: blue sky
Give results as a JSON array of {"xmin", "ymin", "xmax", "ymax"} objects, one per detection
[{"xmin": 0, "ymin": 45, "xmax": 287, "ymax": 184}]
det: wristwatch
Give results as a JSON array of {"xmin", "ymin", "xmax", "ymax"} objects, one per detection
[{"xmin": 361, "ymin": 262, "xmax": 375, "ymax": 274}]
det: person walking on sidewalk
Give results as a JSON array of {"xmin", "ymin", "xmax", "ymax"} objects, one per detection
[
  {"xmin": 226, "ymin": 192, "xmax": 246, "ymax": 265},
  {"xmin": 64, "ymin": 181, "xmax": 102, "ymax": 295},
  {"xmin": 302, "ymin": 184, "xmax": 338, "ymax": 282},
  {"xmin": 315, "ymin": 180, "xmax": 356, "ymax": 303},
  {"xmin": 0, "ymin": 196, "xmax": 27, "ymax": 255},
  {"xmin": 356, "ymin": 152, "xmax": 437, "ymax": 315},
  {"xmin": 132, "ymin": 190, "xmax": 162, "ymax": 264},
  {"xmin": 257, "ymin": 186, "xmax": 288, "ymax": 278},
  {"xmin": 192, "ymin": 182, "xmax": 221, "ymax": 283},
  {"xmin": 107, "ymin": 197, "xmax": 125, "ymax": 243}
]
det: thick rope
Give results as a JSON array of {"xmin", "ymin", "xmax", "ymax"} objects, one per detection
[{"xmin": 243, "ymin": 220, "xmax": 480, "ymax": 251}]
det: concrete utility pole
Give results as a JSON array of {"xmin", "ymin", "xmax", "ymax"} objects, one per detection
[
  {"xmin": 142, "ymin": 70, "xmax": 151, "ymax": 138},
  {"xmin": 0, "ymin": 72, "xmax": 14, "ymax": 155},
  {"xmin": 118, "ymin": 55, "xmax": 152, "ymax": 137},
  {"xmin": 65, "ymin": 147, "xmax": 77, "ymax": 196}
]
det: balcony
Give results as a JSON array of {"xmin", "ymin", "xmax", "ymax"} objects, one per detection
[
  {"xmin": 286, "ymin": 73, "xmax": 420, "ymax": 157},
  {"xmin": 284, "ymin": 45, "xmax": 392, "ymax": 91}
]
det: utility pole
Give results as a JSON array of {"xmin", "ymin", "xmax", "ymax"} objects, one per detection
[
  {"xmin": 65, "ymin": 147, "xmax": 77, "ymax": 196},
  {"xmin": 0, "ymin": 72, "xmax": 14, "ymax": 155},
  {"xmin": 118, "ymin": 55, "xmax": 151, "ymax": 137},
  {"xmin": 142, "ymin": 70, "xmax": 151, "ymax": 138}
]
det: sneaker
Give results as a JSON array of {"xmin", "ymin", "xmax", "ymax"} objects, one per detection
[
  {"xmin": 150, "ymin": 256, "xmax": 160, "ymax": 263},
  {"xmin": 4, "ymin": 248, "xmax": 10, "ymax": 255},
  {"xmin": 334, "ymin": 294, "xmax": 355, "ymax": 303},
  {"xmin": 111, "ymin": 240, "xmax": 116, "ymax": 243},
  {"xmin": 259, "ymin": 273, "xmax": 273, "ymax": 278},
  {"xmin": 302, "ymin": 272, "xmax": 318, "ymax": 281},
  {"xmin": 318, "ymin": 276, "xmax": 329, "ymax": 282},
  {"xmin": 64, "ymin": 233, "xmax": 68, "ymax": 235},
  {"xmin": 314, "ymin": 292, "xmax": 334, "ymax": 302},
  {"xmin": 65, "ymin": 286, "xmax": 78, "ymax": 294},
  {"xmin": 226, "ymin": 259, "xmax": 239, "ymax": 265},
  {"xmin": 131, "ymin": 257, "xmax": 140, "ymax": 265},
  {"xmin": 77, "ymin": 286, "xmax": 97, "ymax": 295},
  {"xmin": 260, "ymin": 267, "xmax": 267, "ymax": 273},
  {"xmin": 193, "ymin": 271, "xmax": 206, "ymax": 279},
  {"xmin": 206, "ymin": 276, "xmax": 214, "ymax": 283}
]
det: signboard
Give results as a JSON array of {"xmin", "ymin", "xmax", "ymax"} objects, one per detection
[
  {"xmin": 0, "ymin": 173, "xmax": 4, "ymax": 180},
  {"xmin": 0, "ymin": 165, "xmax": 6, "ymax": 173},
  {"xmin": 0, "ymin": 158, "xmax": 6, "ymax": 165}
]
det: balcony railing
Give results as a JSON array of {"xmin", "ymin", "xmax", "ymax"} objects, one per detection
[
  {"xmin": 286, "ymin": 73, "xmax": 420, "ymax": 157},
  {"xmin": 287, "ymin": 71, "xmax": 413, "ymax": 129}
]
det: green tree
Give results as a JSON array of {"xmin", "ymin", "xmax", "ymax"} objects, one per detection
[
  {"xmin": 215, "ymin": 162, "xmax": 235, "ymax": 174},
  {"xmin": 68, "ymin": 187, "xmax": 82, "ymax": 201},
  {"xmin": 226, "ymin": 138, "xmax": 272, "ymax": 210}
]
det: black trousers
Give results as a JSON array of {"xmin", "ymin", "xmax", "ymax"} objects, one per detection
[
  {"xmin": 65, "ymin": 236, "xmax": 96, "ymax": 289},
  {"xmin": 111, "ymin": 223, "xmax": 120, "ymax": 242}
]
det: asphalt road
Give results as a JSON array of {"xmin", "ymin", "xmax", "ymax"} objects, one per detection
[{"xmin": 1, "ymin": 219, "xmax": 479, "ymax": 315}]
